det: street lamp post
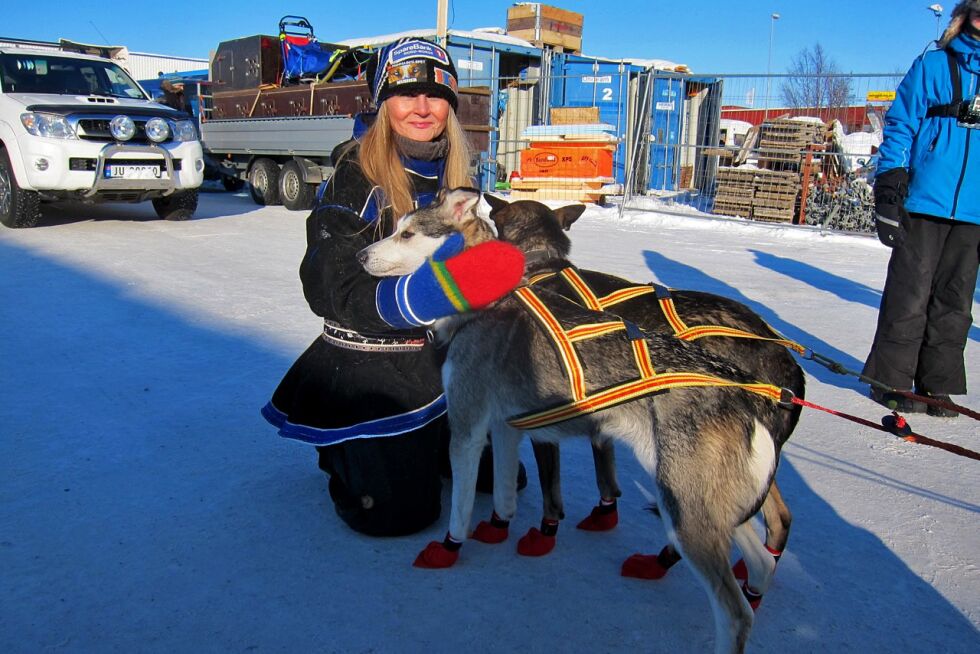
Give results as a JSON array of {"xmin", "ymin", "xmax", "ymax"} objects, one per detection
[{"xmin": 765, "ymin": 13, "xmax": 780, "ymax": 123}]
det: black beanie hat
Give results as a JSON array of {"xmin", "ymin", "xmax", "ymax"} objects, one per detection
[{"xmin": 366, "ymin": 37, "xmax": 459, "ymax": 110}]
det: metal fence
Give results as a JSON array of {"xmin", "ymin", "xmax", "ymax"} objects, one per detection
[{"xmin": 472, "ymin": 69, "xmax": 901, "ymax": 234}]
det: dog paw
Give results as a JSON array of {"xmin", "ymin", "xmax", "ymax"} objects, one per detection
[
  {"xmin": 517, "ymin": 527, "xmax": 556, "ymax": 556},
  {"xmin": 575, "ymin": 505, "xmax": 618, "ymax": 531},
  {"xmin": 471, "ymin": 520, "xmax": 509, "ymax": 544},
  {"xmin": 413, "ymin": 541, "xmax": 460, "ymax": 568}
]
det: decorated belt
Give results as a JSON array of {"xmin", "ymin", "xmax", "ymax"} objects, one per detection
[{"xmin": 321, "ymin": 320, "xmax": 427, "ymax": 353}]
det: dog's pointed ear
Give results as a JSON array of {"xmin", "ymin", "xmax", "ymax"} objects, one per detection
[
  {"xmin": 443, "ymin": 187, "xmax": 481, "ymax": 225},
  {"xmin": 553, "ymin": 204, "xmax": 587, "ymax": 231},
  {"xmin": 483, "ymin": 193, "xmax": 509, "ymax": 217}
]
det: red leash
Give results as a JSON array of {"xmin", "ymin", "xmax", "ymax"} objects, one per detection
[{"xmin": 789, "ymin": 396, "xmax": 980, "ymax": 462}]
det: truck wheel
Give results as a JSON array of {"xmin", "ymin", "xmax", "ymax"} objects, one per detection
[
  {"xmin": 152, "ymin": 189, "xmax": 198, "ymax": 221},
  {"xmin": 0, "ymin": 148, "xmax": 41, "ymax": 228},
  {"xmin": 248, "ymin": 158, "xmax": 281, "ymax": 206},
  {"xmin": 279, "ymin": 161, "xmax": 315, "ymax": 211},
  {"xmin": 222, "ymin": 176, "xmax": 245, "ymax": 192}
]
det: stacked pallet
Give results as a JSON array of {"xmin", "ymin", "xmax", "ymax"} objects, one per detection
[
  {"xmin": 713, "ymin": 167, "xmax": 801, "ymax": 222},
  {"xmin": 757, "ymin": 119, "xmax": 826, "ymax": 170}
]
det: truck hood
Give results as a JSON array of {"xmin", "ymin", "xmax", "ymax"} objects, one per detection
[{"xmin": 7, "ymin": 92, "xmax": 188, "ymax": 119}]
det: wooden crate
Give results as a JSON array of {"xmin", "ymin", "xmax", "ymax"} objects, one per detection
[
  {"xmin": 510, "ymin": 176, "xmax": 610, "ymax": 203},
  {"xmin": 507, "ymin": 4, "xmax": 584, "ymax": 53},
  {"xmin": 550, "ymin": 106, "xmax": 600, "ymax": 125}
]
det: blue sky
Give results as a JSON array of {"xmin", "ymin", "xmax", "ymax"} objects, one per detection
[{"xmin": 1, "ymin": 1, "xmax": 948, "ymax": 74}]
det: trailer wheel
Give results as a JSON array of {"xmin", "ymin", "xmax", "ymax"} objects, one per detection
[
  {"xmin": 248, "ymin": 158, "xmax": 281, "ymax": 206},
  {"xmin": 152, "ymin": 189, "xmax": 198, "ymax": 221},
  {"xmin": 0, "ymin": 148, "xmax": 41, "ymax": 228},
  {"xmin": 279, "ymin": 161, "xmax": 315, "ymax": 211}
]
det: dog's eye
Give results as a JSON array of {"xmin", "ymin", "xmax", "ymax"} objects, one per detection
[{"xmin": 400, "ymin": 231, "xmax": 414, "ymax": 240}]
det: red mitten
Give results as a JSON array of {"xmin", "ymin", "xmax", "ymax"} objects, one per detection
[{"xmin": 376, "ymin": 239, "xmax": 525, "ymax": 328}]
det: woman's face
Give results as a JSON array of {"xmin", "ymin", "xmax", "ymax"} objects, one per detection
[
  {"xmin": 971, "ymin": 9, "xmax": 980, "ymax": 31},
  {"xmin": 386, "ymin": 93, "xmax": 451, "ymax": 142}
]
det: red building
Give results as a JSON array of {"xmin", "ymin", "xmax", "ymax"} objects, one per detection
[{"xmin": 721, "ymin": 105, "xmax": 887, "ymax": 133}]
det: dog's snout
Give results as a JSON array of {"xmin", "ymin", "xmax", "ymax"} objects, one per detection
[{"xmin": 356, "ymin": 249, "xmax": 369, "ymax": 265}]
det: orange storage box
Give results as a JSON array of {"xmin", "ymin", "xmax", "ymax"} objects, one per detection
[{"xmin": 520, "ymin": 144, "xmax": 615, "ymax": 178}]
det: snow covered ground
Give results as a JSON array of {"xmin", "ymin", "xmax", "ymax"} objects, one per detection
[{"xmin": 2, "ymin": 191, "xmax": 978, "ymax": 653}]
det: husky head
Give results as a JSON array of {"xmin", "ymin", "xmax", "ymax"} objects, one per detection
[
  {"xmin": 483, "ymin": 194, "xmax": 587, "ymax": 260},
  {"xmin": 358, "ymin": 187, "xmax": 495, "ymax": 276}
]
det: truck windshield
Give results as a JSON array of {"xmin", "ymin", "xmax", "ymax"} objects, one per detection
[{"xmin": 0, "ymin": 53, "xmax": 146, "ymax": 99}]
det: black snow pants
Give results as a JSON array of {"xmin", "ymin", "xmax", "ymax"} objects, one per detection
[{"xmin": 863, "ymin": 213, "xmax": 980, "ymax": 394}]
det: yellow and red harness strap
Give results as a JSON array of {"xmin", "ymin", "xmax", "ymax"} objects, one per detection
[
  {"xmin": 651, "ymin": 284, "xmax": 806, "ymax": 354},
  {"xmin": 513, "ymin": 287, "xmax": 589, "ymax": 401},
  {"xmin": 531, "ymin": 268, "xmax": 806, "ymax": 355},
  {"xmin": 509, "ymin": 373, "xmax": 784, "ymax": 430}
]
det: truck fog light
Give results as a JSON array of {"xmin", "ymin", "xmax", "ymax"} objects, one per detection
[
  {"xmin": 145, "ymin": 117, "xmax": 171, "ymax": 143},
  {"xmin": 195, "ymin": 158, "xmax": 204, "ymax": 172},
  {"xmin": 34, "ymin": 158, "xmax": 50, "ymax": 171},
  {"xmin": 109, "ymin": 115, "xmax": 137, "ymax": 141}
]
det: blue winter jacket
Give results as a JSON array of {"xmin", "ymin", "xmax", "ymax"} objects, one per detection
[{"xmin": 877, "ymin": 33, "xmax": 980, "ymax": 225}]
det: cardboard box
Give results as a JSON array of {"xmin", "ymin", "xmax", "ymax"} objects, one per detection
[
  {"xmin": 550, "ymin": 106, "xmax": 599, "ymax": 125},
  {"xmin": 507, "ymin": 4, "xmax": 584, "ymax": 52}
]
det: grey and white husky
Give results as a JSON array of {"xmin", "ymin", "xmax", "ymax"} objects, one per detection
[{"xmin": 360, "ymin": 189, "xmax": 804, "ymax": 654}]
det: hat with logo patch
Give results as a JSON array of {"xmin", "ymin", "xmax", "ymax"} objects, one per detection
[{"xmin": 366, "ymin": 37, "xmax": 459, "ymax": 110}]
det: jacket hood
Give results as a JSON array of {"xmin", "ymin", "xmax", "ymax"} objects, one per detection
[{"xmin": 948, "ymin": 33, "xmax": 980, "ymax": 73}]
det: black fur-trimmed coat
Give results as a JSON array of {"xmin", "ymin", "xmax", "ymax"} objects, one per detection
[{"xmin": 262, "ymin": 141, "xmax": 449, "ymax": 536}]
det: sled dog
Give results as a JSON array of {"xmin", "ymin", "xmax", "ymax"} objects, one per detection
[{"xmin": 360, "ymin": 189, "xmax": 804, "ymax": 653}]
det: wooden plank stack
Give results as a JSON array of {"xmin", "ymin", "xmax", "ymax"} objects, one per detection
[
  {"xmin": 506, "ymin": 3, "xmax": 584, "ymax": 53},
  {"xmin": 713, "ymin": 167, "xmax": 801, "ymax": 222},
  {"xmin": 757, "ymin": 119, "xmax": 826, "ymax": 170}
]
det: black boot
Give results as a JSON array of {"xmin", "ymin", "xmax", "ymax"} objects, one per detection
[
  {"xmin": 924, "ymin": 393, "xmax": 959, "ymax": 418},
  {"xmin": 870, "ymin": 387, "xmax": 926, "ymax": 413}
]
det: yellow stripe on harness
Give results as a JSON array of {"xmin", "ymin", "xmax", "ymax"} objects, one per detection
[{"xmin": 509, "ymin": 371, "xmax": 784, "ymax": 430}]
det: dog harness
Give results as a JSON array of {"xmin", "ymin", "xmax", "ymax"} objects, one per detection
[
  {"xmin": 508, "ymin": 285, "xmax": 790, "ymax": 430},
  {"xmin": 527, "ymin": 267, "xmax": 806, "ymax": 354}
]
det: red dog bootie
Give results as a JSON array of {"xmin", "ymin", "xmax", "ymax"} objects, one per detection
[
  {"xmin": 576, "ymin": 499, "xmax": 618, "ymax": 531},
  {"xmin": 741, "ymin": 582, "xmax": 763, "ymax": 611},
  {"xmin": 621, "ymin": 545, "xmax": 681, "ymax": 580},
  {"xmin": 413, "ymin": 534, "xmax": 462, "ymax": 569},
  {"xmin": 732, "ymin": 546, "xmax": 783, "ymax": 583},
  {"xmin": 471, "ymin": 512, "xmax": 510, "ymax": 544},
  {"xmin": 517, "ymin": 520, "xmax": 559, "ymax": 557}
]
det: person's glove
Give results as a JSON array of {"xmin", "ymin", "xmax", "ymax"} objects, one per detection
[
  {"xmin": 375, "ymin": 233, "xmax": 525, "ymax": 328},
  {"xmin": 873, "ymin": 168, "xmax": 911, "ymax": 248}
]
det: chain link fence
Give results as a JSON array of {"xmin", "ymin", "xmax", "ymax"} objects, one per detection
[{"xmin": 474, "ymin": 68, "xmax": 901, "ymax": 234}]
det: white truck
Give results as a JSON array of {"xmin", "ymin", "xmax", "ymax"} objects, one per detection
[{"xmin": 0, "ymin": 46, "xmax": 204, "ymax": 228}]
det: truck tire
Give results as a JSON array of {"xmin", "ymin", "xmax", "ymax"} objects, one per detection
[
  {"xmin": 279, "ymin": 160, "xmax": 315, "ymax": 211},
  {"xmin": 0, "ymin": 148, "xmax": 41, "ymax": 228},
  {"xmin": 152, "ymin": 189, "xmax": 198, "ymax": 221},
  {"xmin": 248, "ymin": 158, "xmax": 281, "ymax": 206}
]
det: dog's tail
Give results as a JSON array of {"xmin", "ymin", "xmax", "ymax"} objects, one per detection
[{"xmin": 633, "ymin": 479, "xmax": 661, "ymax": 517}]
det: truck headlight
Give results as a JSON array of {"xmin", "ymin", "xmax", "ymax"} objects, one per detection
[
  {"xmin": 172, "ymin": 119, "xmax": 197, "ymax": 142},
  {"xmin": 110, "ymin": 115, "xmax": 137, "ymax": 141},
  {"xmin": 144, "ymin": 117, "xmax": 171, "ymax": 143},
  {"xmin": 20, "ymin": 112, "xmax": 76, "ymax": 139}
]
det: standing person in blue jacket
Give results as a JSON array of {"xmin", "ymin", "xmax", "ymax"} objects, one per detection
[
  {"xmin": 864, "ymin": 0, "xmax": 980, "ymax": 416},
  {"xmin": 262, "ymin": 38, "xmax": 526, "ymax": 536}
]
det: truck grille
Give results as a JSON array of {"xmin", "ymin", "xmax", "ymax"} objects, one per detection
[{"xmin": 76, "ymin": 118, "xmax": 173, "ymax": 144}]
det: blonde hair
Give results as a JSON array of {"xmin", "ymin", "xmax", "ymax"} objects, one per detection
[
  {"xmin": 358, "ymin": 103, "xmax": 472, "ymax": 230},
  {"xmin": 938, "ymin": 2, "xmax": 973, "ymax": 47}
]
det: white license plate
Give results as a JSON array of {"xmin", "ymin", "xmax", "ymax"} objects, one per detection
[{"xmin": 105, "ymin": 165, "xmax": 162, "ymax": 179}]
